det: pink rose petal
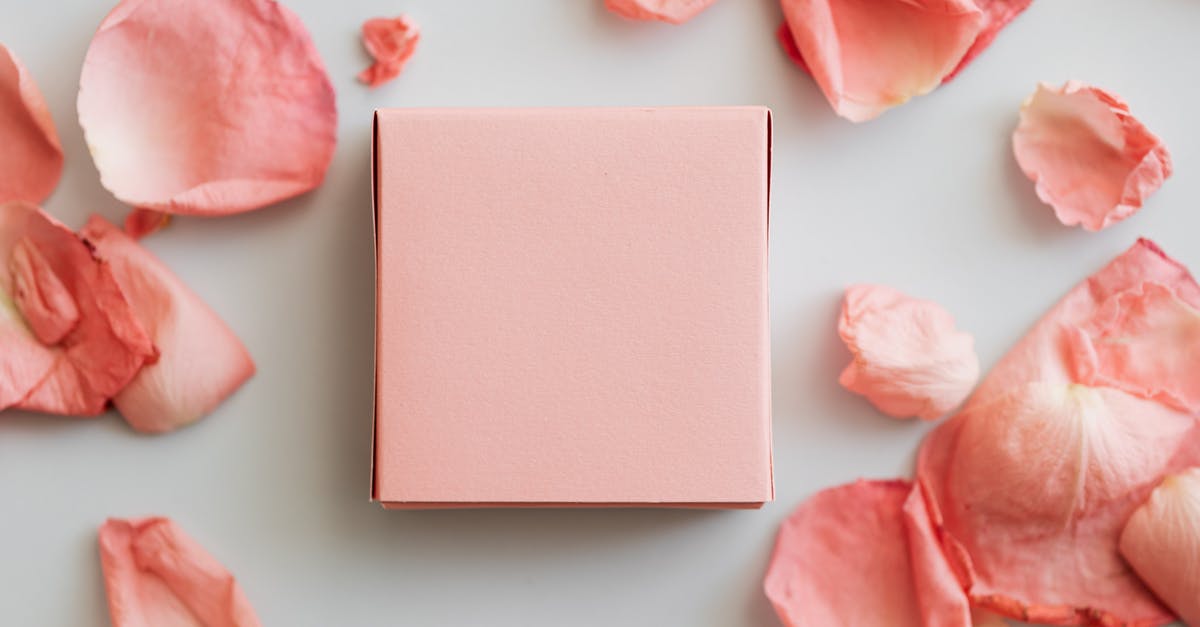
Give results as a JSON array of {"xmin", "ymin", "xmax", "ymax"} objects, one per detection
[
  {"xmin": 604, "ymin": 0, "xmax": 718, "ymax": 24},
  {"xmin": 1012, "ymin": 82, "xmax": 1172, "ymax": 231},
  {"xmin": 99, "ymin": 517, "xmax": 261, "ymax": 627},
  {"xmin": 77, "ymin": 0, "xmax": 337, "ymax": 217},
  {"xmin": 357, "ymin": 15, "xmax": 420, "ymax": 88},
  {"xmin": 0, "ymin": 205, "xmax": 59, "ymax": 410},
  {"xmin": 838, "ymin": 285, "xmax": 980, "ymax": 420},
  {"xmin": 123, "ymin": 209, "xmax": 171, "ymax": 240},
  {"xmin": 1119, "ymin": 468, "xmax": 1200, "ymax": 627},
  {"xmin": 765, "ymin": 479, "xmax": 975, "ymax": 627},
  {"xmin": 82, "ymin": 216, "xmax": 254, "ymax": 434},
  {"xmin": 0, "ymin": 43, "xmax": 63, "ymax": 205},
  {"xmin": 916, "ymin": 240, "xmax": 1200, "ymax": 625},
  {"xmin": 0, "ymin": 201, "xmax": 155, "ymax": 416},
  {"xmin": 778, "ymin": 0, "xmax": 984, "ymax": 121},
  {"xmin": 1070, "ymin": 282, "xmax": 1200, "ymax": 414}
]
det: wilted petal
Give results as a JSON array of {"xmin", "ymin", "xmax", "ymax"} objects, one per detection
[
  {"xmin": 1012, "ymin": 82, "xmax": 1172, "ymax": 231},
  {"xmin": 0, "ymin": 43, "xmax": 63, "ymax": 204},
  {"xmin": 779, "ymin": 0, "xmax": 983, "ymax": 121},
  {"xmin": 838, "ymin": 285, "xmax": 979, "ymax": 420},
  {"xmin": 77, "ymin": 0, "xmax": 337, "ymax": 217},
  {"xmin": 357, "ymin": 15, "xmax": 420, "ymax": 88},
  {"xmin": 604, "ymin": 0, "xmax": 718, "ymax": 24},
  {"xmin": 99, "ymin": 517, "xmax": 260, "ymax": 627},
  {"xmin": 1070, "ymin": 282, "xmax": 1200, "ymax": 414},
  {"xmin": 8, "ymin": 235, "xmax": 79, "ymax": 344},
  {"xmin": 83, "ymin": 216, "xmax": 254, "ymax": 433},
  {"xmin": 1119, "ymin": 468, "xmax": 1200, "ymax": 627},
  {"xmin": 0, "ymin": 202, "xmax": 154, "ymax": 416},
  {"xmin": 0, "ymin": 207, "xmax": 57, "ymax": 409}
]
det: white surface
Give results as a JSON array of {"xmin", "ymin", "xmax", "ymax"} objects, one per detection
[{"xmin": 1, "ymin": 1, "xmax": 1198, "ymax": 625}]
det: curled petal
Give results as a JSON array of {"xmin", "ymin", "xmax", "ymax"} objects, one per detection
[
  {"xmin": 1012, "ymin": 82, "xmax": 1172, "ymax": 231},
  {"xmin": 0, "ymin": 202, "xmax": 154, "ymax": 416},
  {"xmin": 838, "ymin": 285, "xmax": 979, "ymax": 420},
  {"xmin": 0, "ymin": 208, "xmax": 57, "ymax": 409},
  {"xmin": 82, "ymin": 216, "xmax": 255, "ymax": 434},
  {"xmin": 357, "ymin": 15, "xmax": 420, "ymax": 88},
  {"xmin": 1069, "ymin": 282, "xmax": 1200, "ymax": 414},
  {"xmin": 604, "ymin": 0, "xmax": 718, "ymax": 24},
  {"xmin": 77, "ymin": 0, "xmax": 337, "ymax": 217},
  {"xmin": 0, "ymin": 43, "xmax": 63, "ymax": 204},
  {"xmin": 1119, "ymin": 468, "xmax": 1200, "ymax": 627},
  {"xmin": 123, "ymin": 209, "xmax": 171, "ymax": 240},
  {"xmin": 765, "ymin": 479, "xmax": 974, "ymax": 627},
  {"xmin": 99, "ymin": 517, "xmax": 260, "ymax": 627},
  {"xmin": 779, "ymin": 0, "xmax": 983, "ymax": 121},
  {"xmin": 944, "ymin": 0, "xmax": 1032, "ymax": 81}
]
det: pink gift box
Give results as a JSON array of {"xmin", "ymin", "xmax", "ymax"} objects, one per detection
[{"xmin": 371, "ymin": 107, "xmax": 773, "ymax": 508}]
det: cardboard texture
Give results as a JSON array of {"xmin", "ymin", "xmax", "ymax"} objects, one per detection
[{"xmin": 372, "ymin": 107, "xmax": 773, "ymax": 508}]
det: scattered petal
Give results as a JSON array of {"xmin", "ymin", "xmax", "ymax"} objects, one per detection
[
  {"xmin": 774, "ymin": 22, "xmax": 810, "ymax": 74},
  {"xmin": 944, "ymin": 0, "xmax": 1032, "ymax": 81},
  {"xmin": 768, "ymin": 478, "xmax": 974, "ymax": 619},
  {"xmin": 838, "ymin": 285, "xmax": 979, "ymax": 420},
  {"xmin": 77, "ymin": 0, "xmax": 337, "ymax": 217},
  {"xmin": 0, "ymin": 43, "xmax": 63, "ymax": 204},
  {"xmin": 123, "ymin": 209, "xmax": 171, "ymax": 240},
  {"xmin": 1119, "ymin": 468, "xmax": 1200, "ymax": 627},
  {"xmin": 916, "ymin": 240, "xmax": 1200, "ymax": 625},
  {"xmin": 0, "ymin": 206, "xmax": 58, "ymax": 409},
  {"xmin": 0, "ymin": 202, "xmax": 154, "ymax": 416},
  {"xmin": 778, "ymin": 0, "xmax": 984, "ymax": 121},
  {"xmin": 1012, "ymin": 81, "xmax": 1172, "ymax": 231},
  {"xmin": 357, "ymin": 15, "xmax": 420, "ymax": 88},
  {"xmin": 604, "ymin": 0, "xmax": 718, "ymax": 24},
  {"xmin": 99, "ymin": 517, "xmax": 261, "ymax": 627},
  {"xmin": 82, "ymin": 216, "xmax": 255, "ymax": 434},
  {"xmin": 903, "ymin": 484, "xmax": 974, "ymax": 627},
  {"xmin": 1070, "ymin": 282, "xmax": 1200, "ymax": 414}
]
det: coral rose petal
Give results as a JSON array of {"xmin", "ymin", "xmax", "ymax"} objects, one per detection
[
  {"xmin": 99, "ymin": 517, "xmax": 261, "ymax": 627},
  {"xmin": 902, "ymin": 485, "xmax": 974, "ymax": 627},
  {"xmin": 0, "ymin": 202, "xmax": 154, "ymax": 416},
  {"xmin": 123, "ymin": 209, "xmax": 171, "ymax": 240},
  {"xmin": 0, "ymin": 206, "xmax": 58, "ymax": 409},
  {"xmin": 1119, "ymin": 468, "xmax": 1200, "ymax": 627},
  {"xmin": 944, "ymin": 0, "xmax": 1032, "ymax": 81},
  {"xmin": 604, "ymin": 0, "xmax": 718, "ymax": 24},
  {"xmin": 1070, "ymin": 282, "xmax": 1200, "ymax": 414},
  {"xmin": 82, "ymin": 216, "xmax": 255, "ymax": 433},
  {"xmin": 779, "ymin": 0, "xmax": 984, "ymax": 121},
  {"xmin": 838, "ymin": 285, "xmax": 980, "ymax": 420},
  {"xmin": 1012, "ymin": 82, "xmax": 1172, "ymax": 231},
  {"xmin": 77, "ymin": 0, "xmax": 337, "ymax": 216},
  {"xmin": 916, "ymin": 239, "xmax": 1200, "ymax": 625},
  {"xmin": 357, "ymin": 15, "xmax": 420, "ymax": 88},
  {"xmin": 0, "ymin": 44, "xmax": 63, "ymax": 204}
]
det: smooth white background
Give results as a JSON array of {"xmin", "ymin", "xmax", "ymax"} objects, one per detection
[{"xmin": 1, "ymin": 1, "xmax": 1198, "ymax": 625}]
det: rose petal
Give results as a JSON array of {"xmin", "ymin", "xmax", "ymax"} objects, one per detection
[
  {"xmin": 0, "ymin": 206, "xmax": 58, "ymax": 409},
  {"xmin": 82, "ymin": 216, "xmax": 255, "ymax": 434},
  {"xmin": 1119, "ymin": 468, "xmax": 1200, "ymax": 627},
  {"xmin": 604, "ymin": 0, "xmax": 718, "ymax": 24},
  {"xmin": 357, "ymin": 15, "xmax": 420, "ymax": 88},
  {"xmin": 0, "ymin": 202, "xmax": 155, "ymax": 416},
  {"xmin": 123, "ymin": 209, "xmax": 171, "ymax": 240},
  {"xmin": 8, "ymin": 235, "xmax": 80, "ymax": 344},
  {"xmin": 0, "ymin": 43, "xmax": 63, "ymax": 204},
  {"xmin": 778, "ymin": 0, "xmax": 984, "ymax": 121},
  {"xmin": 838, "ymin": 285, "xmax": 979, "ymax": 420},
  {"xmin": 1012, "ymin": 82, "xmax": 1172, "ymax": 231},
  {"xmin": 915, "ymin": 239, "xmax": 1200, "ymax": 625},
  {"xmin": 903, "ymin": 484, "xmax": 974, "ymax": 627},
  {"xmin": 99, "ymin": 517, "xmax": 261, "ymax": 627},
  {"xmin": 765, "ymin": 479, "xmax": 977, "ymax": 627},
  {"xmin": 77, "ymin": 0, "xmax": 337, "ymax": 217},
  {"xmin": 1070, "ymin": 282, "xmax": 1200, "ymax": 414}
]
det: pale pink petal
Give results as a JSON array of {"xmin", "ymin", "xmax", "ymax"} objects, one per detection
[
  {"xmin": 82, "ymin": 216, "xmax": 254, "ymax": 433},
  {"xmin": 765, "ymin": 479, "xmax": 974, "ymax": 627},
  {"xmin": 902, "ymin": 485, "xmax": 974, "ymax": 627},
  {"xmin": 0, "ymin": 206, "xmax": 58, "ymax": 409},
  {"xmin": 357, "ymin": 15, "xmax": 420, "ymax": 88},
  {"xmin": 99, "ymin": 517, "xmax": 260, "ymax": 627},
  {"xmin": 0, "ymin": 201, "xmax": 155, "ymax": 416},
  {"xmin": 779, "ymin": 0, "xmax": 984, "ymax": 121},
  {"xmin": 77, "ymin": 0, "xmax": 337, "ymax": 217},
  {"xmin": 1119, "ymin": 468, "xmax": 1200, "ymax": 627},
  {"xmin": 1069, "ymin": 282, "xmax": 1200, "ymax": 414},
  {"xmin": 838, "ymin": 285, "xmax": 979, "ymax": 420},
  {"xmin": 1012, "ymin": 82, "xmax": 1172, "ymax": 231},
  {"xmin": 0, "ymin": 43, "xmax": 63, "ymax": 204},
  {"xmin": 604, "ymin": 0, "xmax": 718, "ymax": 24},
  {"xmin": 123, "ymin": 208, "xmax": 171, "ymax": 240},
  {"xmin": 915, "ymin": 239, "xmax": 1200, "ymax": 625}
]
